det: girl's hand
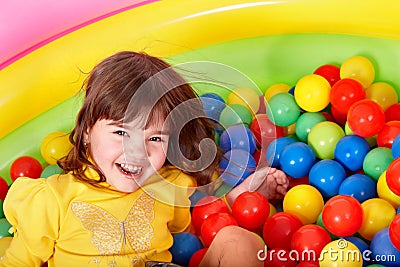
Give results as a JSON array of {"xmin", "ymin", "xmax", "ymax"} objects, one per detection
[{"xmin": 225, "ymin": 167, "xmax": 289, "ymax": 207}]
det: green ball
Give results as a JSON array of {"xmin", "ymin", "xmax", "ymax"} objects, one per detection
[
  {"xmin": 363, "ymin": 147, "xmax": 393, "ymax": 181},
  {"xmin": 266, "ymin": 92, "xmax": 300, "ymax": 127},
  {"xmin": 308, "ymin": 121, "xmax": 345, "ymax": 159},
  {"xmin": 295, "ymin": 112, "xmax": 327, "ymax": 142},
  {"xmin": 0, "ymin": 218, "xmax": 12, "ymax": 238},
  {"xmin": 219, "ymin": 104, "xmax": 252, "ymax": 128},
  {"xmin": 41, "ymin": 164, "xmax": 63, "ymax": 178}
]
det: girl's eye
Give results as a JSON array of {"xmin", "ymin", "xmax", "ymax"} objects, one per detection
[
  {"xmin": 114, "ymin": 130, "xmax": 128, "ymax": 136},
  {"xmin": 149, "ymin": 136, "xmax": 162, "ymax": 142}
]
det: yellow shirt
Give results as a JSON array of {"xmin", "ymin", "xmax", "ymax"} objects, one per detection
[{"xmin": 0, "ymin": 166, "xmax": 196, "ymax": 267}]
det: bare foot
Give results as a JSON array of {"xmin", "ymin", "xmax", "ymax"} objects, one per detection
[{"xmin": 225, "ymin": 167, "xmax": 289, "ymax": 207}]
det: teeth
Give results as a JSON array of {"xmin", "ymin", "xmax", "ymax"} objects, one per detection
[{"xmin": 120, "ymin": 163, "xmax": 142, "ymax": 175}]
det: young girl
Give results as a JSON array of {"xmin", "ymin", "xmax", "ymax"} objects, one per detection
[{"xmin": 1, "ymin": 51, "xmax": 288, "ymax": 267}]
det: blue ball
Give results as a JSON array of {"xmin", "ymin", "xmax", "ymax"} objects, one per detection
[
  {"xmin": 265, "ymin": 137, "xmax": 296, "ymax": 167},
  {"xmin": 200, "ymin": 93, "xmax": 226, "ymax": 122},
  {"xmin": 170, "ymin": 232, "xmax": 203, "ymax": 266},
  {"xmin": 219, "ymin": 125, "xmax": 256, "ymax": 154},
  {"xmin": 344, "ymin": 236, "xmax": 370, "ymax": 266},
  {"xmin": 392, "ymin": 134, "xmax": 400, "ymax": 159},
  {"xmin": 309, "ymin": 159, "xmax": 346, "ymax": 198},
  {"xmin": 370, "ymin": 228, "xmax": 400, "ymax": 267},
  {"xmin": 279, "ymin": 142, "xmax": 316, "ymax": 178},
  {"xmin": 219, "ymin": 149, "xmax": 256, "ymax": 186},
  {"xmin": 334, "ymin": 135, "xmax": 370, "ymax": 172},
  {"xmin": 338, "ymin": 173, "xmax": 377, "ymax": 203}
]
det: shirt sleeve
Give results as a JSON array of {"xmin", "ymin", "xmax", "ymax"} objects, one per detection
[{"xmin": 0, "ymin": 177, "xmax": 60, "ymax": 266}]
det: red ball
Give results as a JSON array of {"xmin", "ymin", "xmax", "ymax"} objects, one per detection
[
  {"xmin": 200, "ymin": 212, "xmax": 238, "ymax": 247},
  {"xmin": 232, "ymin": 191, "xmax": 270, "ymax": 230},
  {"xmin": 291, "ymin": 224, "xmax": 331, "ymax": 261},
  {"xmin": 10, "ymin": 156, "xmax": 43, "ymax": 181},
  {"xmin": 330, "ymin": 78, "xmax": 365, "ymax": 114},
  {"xmin": 321, "ymin": 195, "xmax": 363, "ymax": 237},
  {"xmin": 263, "ymin": 212, "xmax": 303, "ymax": 250},
  {"xmin": 250, "ymin": 114, "xmax": 284, "ymax": 149},
  {"xmin": 347, "ymin": 99, "xmax": 385, "ymax": 137},
  {"xmin": 385, "ymin": 103, "xmax": 400, "ymax": 122},
  {"xmin": 191, "ymin": 196, "xmax": 230, "ymax": 232},
  {"xmin": 0, "ymin": 177, "xmax": 9, "ymax": 201},
  {"xmin": 386, "ymin": 157, "xmax": 400, "ymax": 196},
  {"xmin": 377, "ymin": 121, "xmax": 400, "ymax": 148},
  {"xmin": 262, "ymin": 248, "xmax": 297, "ymax": 267},
  {"xmin": 296, "ymin": 261, "xmax": 320, "ymax": 267},
  {"xmin": 330, "ymin": 105, "xmax": 347, "ymax": 126},
  {"xmin": 389, "ymin": 214, "xmax": 400, "ymax": 251},
  {"xmin": 314, "ymin": 64, "xmax": 341, "ymax": 87},
  {"xmin": 188, "ymin": 247, "xmax": 208, "ymax": 267}
]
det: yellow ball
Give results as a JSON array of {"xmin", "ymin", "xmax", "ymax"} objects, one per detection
[
  {"xmin": 264, "ymin": 83, "xmax": 291, "ymax": 102},
  {"xmin": 377, "ymin": 171, "xmax": 400, "ymax": 208},
  {"xmin": 366, "ymin": 82, "xmax": 398, "ymax": 111},
  {"xmin": 358, "ymin": 198, "xmax": 396, "ymax": 240},
  {"xmin": 294, "ymin": 74, "xmax": 331, "ymax": 112},
  {"xmin": 340, "ymin": 55, "xmax": 375, "ymax": 88},
  {"xmin": 283, "ymin": 184, "xmax": 324, "ymax": 224},
  {"xmin": 319, "ymin": 239, "xmax": 363, "ymax": 267},
  {"xmin": 227, "ymin": 87, "xmax": 260, "ymax": 115},
  {"xmin": 41, "ymin": 131, "xmax": 73, "ymax": 165}
]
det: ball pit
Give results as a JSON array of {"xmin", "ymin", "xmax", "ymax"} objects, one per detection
[{"xmin": 1, "ymin": 0, "xmax": 400, "ymax": 265}]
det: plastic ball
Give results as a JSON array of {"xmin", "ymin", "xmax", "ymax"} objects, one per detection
[
  {"xmin": 219, "ymin": 104, "xmax": 253, "ymax": 128},
  {"xmin": 0, "ymin": 218, "xmax": 12, "ymax": 238},
  {"xmin": 363, "ymin": 147, "xmax": 393, "ymax": 181},
  {"xmin": 283, "ymin": 184, "xmax": 324, "ymax": 224},
  {"xmin": 200, "ymin": 212, "xmax": 238, "ymax": 247},
  {"xmin": 370, "ymin": 228, "xmax": 400, "ymax": 267},
  {"xmin": 295, "ymin": 112, "xmax": 327, "ymax": 142},
  {"xmin": 385, "ymin": 103, "xmax": 400, "ymax": 122},
  {"xmin": 262, "ymin": 248, "xmax": 297, "ymax": 267},
  {"xmin": 0, "ymin": 177, "xmax": 8, "ymax": 201},
  {"xmin": 279, "ymin": 142, "xmax": 316, "ymax": 178},
  {"xmin": 386, "ymin": 157, "xmax": 400, "ymax": 196},
  {"xmin": 358, "ymin": 198, "xmax": 396, "ymax": 241},
  {"xmin": 377, "ymin": 171, "xmax": 400, "ymax": 208},
  {"xmin": 347, "ymin": 99, "xmax": 385, "ymax": 138},
  {"xmin": 250, "ymin": 114, "xmax": 284, "ymax": 148},
  {"xmin": 314, "ymin": 64, "xmax": 341, "ymax": 87},
  {"xmin": 334, "ymin": 135, "xmax": 370, "ymax": 172},
  {"xmin": 319, "ymin": 239, "xmax": 363, "ymax": 267},
  {"xmin": 200, "ymin": 93, "xmax": 226, "ymax": 121},
  {"xmin": 41, "ymin": 131, "xmax": 73, "ymax": 165},
  {"xmin": 191, "ymin": 196, "xmax": 230, "ymax": 232},
  {"xmin": 330, "ymin": 78, "xmax": 366, "ymax": 114},
  {"xmin": 264, "ymin": 83, "xmax": 291, "ymax": 102},
  {"xmin": 265, "ymin": 137, "xmax": 296, "ymax": 167},
  {"xmin": 343, "ymin": 236, "xmax": 369, "ymax": 264},
  {"xmin": 389, "ymin": 214, "xmax": 400, "ymax": 251},
  {"xmin": 330, "ymin": 104, "xmax": 348, "ymax": 126},
  {"xmin": 338, "ymin": 174, "xmax": 377, "ymax": 203},
  {"xmin": 344, "ymin": 122, "xmax": 377, "ymax": 148},
  {"xmin": 366, "ymin": 82, "xmax": 398, "ymax": 111},
  {"xmin": 296, "ymin": 261, "xmax": 320, "ymax": 267},
  {"xmin": 322, "ymin": 195, "xmax": 363, "ymax": 237},
  {"xmin": 262, "ymin": 212, "xmax": 303, "ymax": 250},
  {"xmin": 41, "ymin": 164, "xmax": 63, "ymax": 178},
  {"xmin": 10, "ymin": 155, "xmax": 43, "ymax": 181},
  {"xmin": 266, "ymin": 92, "xmax": 301, "ymax": 127},
  {"xmin": 188, "ymin": 247, "xmax": 208, "ymax": 267},
  {"xmin": 219, "ymin": 149, "xmax": 256, "ymax": 186},
  {"xmin": 294, "ymin": 74, "xmax": 331, "ymax": 112},
  {"xmin": 308, "ymin": 159, "xmax": 346, "ymax": 199},
  {"xmin": 340, "ymin": 55, "xmax": 375, "ymax": 88},
  {"xmin": 392, "ymin": 134, "xmax": 400, "ymax": 159},
  {"xmin": 291, "ymin": 224, "xmax": 331, "ymax": 260},
  {"xmin": 376, "ymin": 121, "xmax": 400, "ymax": 148},
  {"xmin": 170, "ymin": 232, "xmax": 203, "ymax": 266},
  {"xmin": 232, "ymin": 191, "xmax": 269, "ymax": 230},
  {"xmin": 219, "ymin": 125, "xmax": 256, "ymax": 154},
  {"xmin": 227, "ymin": 87, "xmax": 260, "ymax": 114},
  {"xmin": 308, "ymin": 121, "xmax": 345, "ymax": 159}
]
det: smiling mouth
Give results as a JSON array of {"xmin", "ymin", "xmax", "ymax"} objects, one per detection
[{"xmin": 117, "ymin": 163, "xmax": 143, "ymax": 176}]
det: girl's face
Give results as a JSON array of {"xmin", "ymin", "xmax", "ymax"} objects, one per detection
[{"xmin": 85, "ymin": 119, "xmax": 169, "ymax": 193}]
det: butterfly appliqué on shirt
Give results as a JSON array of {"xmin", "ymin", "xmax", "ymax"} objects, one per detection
[{"xmin": 71, "ymin": 192, "xmax": 155, "ymax": 259}]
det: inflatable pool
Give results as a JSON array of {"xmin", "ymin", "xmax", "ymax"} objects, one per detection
[{"xmin": 1, "ymin": 0, "xmax": 400, "ymax": 183}]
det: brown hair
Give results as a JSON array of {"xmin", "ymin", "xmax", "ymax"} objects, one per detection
[{"xmin": 58, "ymin": 51, "xmax": 222, "ymax": 187}]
